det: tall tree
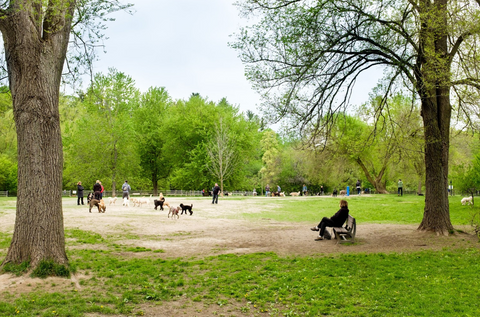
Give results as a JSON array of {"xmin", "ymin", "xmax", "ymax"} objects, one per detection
[
  {"xmin": 134, "ymin": 87, "xmax": 172, "ymax": 195},
  {"xmin": 207, "ymin": 117, "xmax": 238, "ymax": 193},
  {"xmin": 233, "ymin": 0, "xmax": 480, "ymax": 234},
  {"xmin": 0, "ymin": 1, "xmax": 132, "ymax": 270}
]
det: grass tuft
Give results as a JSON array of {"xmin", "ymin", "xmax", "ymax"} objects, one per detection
[{"xmin": 31, "ymin": 259, "xmax": 71, "ymax": 278}]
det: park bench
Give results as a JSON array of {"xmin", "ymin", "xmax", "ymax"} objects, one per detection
[{"xmin": 332, "ymin": 215, "xmax": 356, "ymax": 244}]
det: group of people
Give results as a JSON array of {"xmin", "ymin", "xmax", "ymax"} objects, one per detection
[
  {"xmin": 264, "ymin": 184, "xmax": 282, "ymax": 197},
  {"xmin": 76, "ymin": 180, "xmax": 132, "ymax": 205}
]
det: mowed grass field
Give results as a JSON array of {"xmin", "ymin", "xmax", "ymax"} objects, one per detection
[{"xmin": 0, "ymin": 194, "xmax": 479, "ymax": 316}]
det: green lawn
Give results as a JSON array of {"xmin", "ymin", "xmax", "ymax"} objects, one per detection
[{"xmin": 0, "ymin": 195, "xmax": 479, "ymax": 316}]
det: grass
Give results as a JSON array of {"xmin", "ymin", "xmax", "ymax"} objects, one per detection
[{"xmin": 0, "ymin": 195, "xmax": 479, "ymax": 316}]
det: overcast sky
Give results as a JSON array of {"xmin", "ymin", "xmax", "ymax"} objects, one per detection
[{"xmin": 91, "ymin": 0, "xmax": 381, "ymax": 117}]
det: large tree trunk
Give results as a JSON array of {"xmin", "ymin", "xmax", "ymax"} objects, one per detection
[
  {"xmin": 0, "ymin": 2, "xmax": 75, "ymax": 268},
  {"xmin": 415, "ymin": 0, "xmax": 454, "ymax": 235}
]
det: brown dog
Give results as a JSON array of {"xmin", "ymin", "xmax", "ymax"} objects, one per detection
[
  {"xmin": 89, "ymin": 199, "xmax": 106, "ymax": 213},
  {"xmin": 98, "ymin": 199, "xmax": 106, "ymax": 213},
  {"xmin": 168, "ymin": 206, "xmax": 180, "ymax": 219}
]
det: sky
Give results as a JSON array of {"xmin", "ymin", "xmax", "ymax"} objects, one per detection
[{"xmin": 90, "ymin": 0, "xmax": 382, "ymax": 117}]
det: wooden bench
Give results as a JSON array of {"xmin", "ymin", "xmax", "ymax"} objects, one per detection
[{"xmin": 332, "ymin": 215, "xmax": 356, "ymax": 243}]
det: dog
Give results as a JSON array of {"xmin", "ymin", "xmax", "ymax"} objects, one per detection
[
  {"xmin": 87, "ymin": 192, "xmax": 94, "ymax": 204},
  {"xmin": 339, "ymin": 190, "xmax": 346, "ymax": 196},
  {"xmin": 272, "ymin": 192, "xmax": 281, "ymax": 197},
  {"xmin": 168, "ymin": 206, "xmax": 180, "ymax": 219},
  {"xmin": 123, "ymin": 197, "xmax": 129, "ymax": 207},
  {"xmin": 332, "ymin": 189, "xmax": 338, "ymax": 197},
  {"xmin": 98, "ymin": 199, "xmax": 106, "ymax": 213},
  {"xmin": 279, "ymin": 192, "xmax": 285, "ymax": 197},
  {"xmin": 154, "ymin": 198, "xmax": 165, "ymax": 210},
  {"xmin": 89, "ymin": 199, "xmax": 106, "ymax": 213},
  {"xmin": 290, "ymin": 191, "xmax": 300, "ymax": 196},
  {"xmin": 109, "ymin": 197, "xmax": 117, "ymax": 205},
  {"xmin": 180, "ymin": 203, "xmax": 193, "ymax": 215},
  {"xmin": 461, "ymin": 197, "xmax": 473, "ymax": 205}
]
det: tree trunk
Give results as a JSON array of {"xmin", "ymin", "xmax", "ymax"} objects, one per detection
[
  {"xmin": 418, "ymin": 94, "xmax": 453, "ymax": 234},
  {"xmin": 355, "ymin": 158, "xmax": 389, "ymax": 194},
  {"xmin": 416, "ymin": 0, "xmax": 454, "ymax": 235},
  {"xmin": 1, "ymin": 3, "xmax": 74, "ymax": 268}
]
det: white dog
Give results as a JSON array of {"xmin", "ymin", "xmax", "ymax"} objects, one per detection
[
  {"xmin": 123, "ymin": 197, "xmax": 129, "ymax": 207},
  {"xmin": 290, "ymin": 191, "xmax": 300, "ymax": 196},
  {"xmin": 461, "ymin": 196, "xmax": 473, "ymax": 205},
  {"xmin": 109, "ymin": 197, "xmax": 117, "ymax": 205}
]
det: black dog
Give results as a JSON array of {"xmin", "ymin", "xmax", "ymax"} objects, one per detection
[
  {"xmin": 87, "ymin": 192, "xmax": 94, "ymax": 204},
  {"xmin": 179, "ymin": 203, "xmax": 193, "ymax": 215},
  {"xmin": 154, "ymin": 198, "xmax": 165, "ymax": 210},
  {"xmin": 332, "ymin": 189, "xmax": 338, "ymax": 197}
]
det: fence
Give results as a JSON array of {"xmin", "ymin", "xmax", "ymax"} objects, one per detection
[{"xmin": 0, "ymin": 191, "xmax": 8, "ymax": 197}]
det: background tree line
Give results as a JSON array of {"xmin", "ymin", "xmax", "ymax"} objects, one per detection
[{"xmin": 0, "ymin": 68, "xmax": 478, "ymax": 196}]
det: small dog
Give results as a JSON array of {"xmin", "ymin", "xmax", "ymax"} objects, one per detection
[
  {"xmin": 154, "ymin": 198, "xmax": 165, "ymax": 210},
  {"xmin": 272, "ymin": 192, "xmax": 281, "ymax": 197},
  {"xmin": 123, "ymin": 197, "xmax": 129, "ymax": 207},
  {"xmin": 109, "ymin": 197, "xmax": 117, "ymax": 205},
  {"xmin": 339, "ymin": 190, "xmax": 347, "ymax": 196},
  {"xmin": 461, "ymin": 197, "xmax": 473, "ymax": 205},
  {"xmin": 89, "ymin": 199, "xmax": 106, "ymax": 213},
  {"xmin": 180, "ymin": 203, "xmax": 193, "ymax": 215},
  {"xmin": 279, "ymin": 192, "xmax": 285, "ymax": 197},
  {"xmin": 332, "ymin": 189, "xmax": 338, "ymax": 197},
  {"xmin": 87, "ymin": 192, "xmax": 94, "ymax": 204},
  {"xmin": 290, "ymin": 191, "xmax": 300, "ymax": 196},
  {"xmin": 168, "ymin": 206, "xmax": 180, "ymax": 219}
]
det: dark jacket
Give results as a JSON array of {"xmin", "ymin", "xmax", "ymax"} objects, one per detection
[
  {"xmin": 330, "ymin": 206, "xmax": 349, "ymax": 227},
  {"xmin": 93, "ymin": 183, "xmax": 102, "ymax": 193},
  {"xmin": 213, "ymin": 185, "xmax": 220, "ymax": 195},
  {"xmin": 77, "ymin": 185, "xmax": 84, "ymax": 198}
]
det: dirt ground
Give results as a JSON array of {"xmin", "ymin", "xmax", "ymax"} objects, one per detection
[{"xmin": 1, "ymin": 196, "xmax": 479, "ymax": 316}]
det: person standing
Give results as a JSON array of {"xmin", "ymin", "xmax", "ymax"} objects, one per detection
[
  {"xmin": 356, "ymin": 180, "xmax": 361, "ymax": 195},
  {"xmin": 122, "ymin": 180, "xmax": 131, "ymax": 199},
  {"xmin": 100, "ymin": 181, "xmax": 105, "ymax": 199},
  {"xmin": 212, "ymin": 183, "xmax": 220, "ymax": 204},
  {"xmin": 265, "ymin": 184, "xmax": 270, "ymax": 197},
  {"xmin": 303, "ymin": 184, "xmax": 308, "ymax": 196},
  {"xmin": 77, "ymin": 181, "xmax": 84, "ymax": 205},
  {"xmin": 398, "ymin": 179, "xmax": 403, "ymax": 196},
  {"xmin": 93, "ymin": 180, "xmax": 102, "ymax": 200},
  {"xmin": 277, "ymin": 185, "xmax": 281, "ymax": 195}
]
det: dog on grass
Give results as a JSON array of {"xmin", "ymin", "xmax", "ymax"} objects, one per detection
[
  {"xmin": 89, "ymin": 199, "xmax": 106, "ymax": 213},
  {"xmin": 168, "ymin": 206, "xmax": 180, "ymax": 219},
  {"xmin": 290, "ymin": 191, "xmax": 300, "ymax": 196},
  {"xmin": 123, "ymin": 197, "xmax": 129, "ymax": 207},
  {"xmin": 180, "ymin": 203, "xmax": 193, "ymax": 215},
  {"xmin": 109, "ymin": 197, "xmax": 117, "ymax": 205},
  {"xmin": 339, "ymin": 190, "xmax": 346, "ymax": 196},
  {"xmin": 461, "ymin": 196, "xmax": 473, "ymax": 205}
]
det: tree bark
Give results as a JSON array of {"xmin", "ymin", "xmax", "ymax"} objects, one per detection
[
  {"xmin": 0, "ymin": 1, "xmax": 75, "ymax": 268},
  {"xmin": 417, "ymin": 0, "xmax": 453, "ymax": 234}
]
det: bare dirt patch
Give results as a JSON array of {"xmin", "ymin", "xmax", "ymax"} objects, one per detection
[{"xmin": 1, "ymin": 196, "xmax": 479, "ymax": 316}]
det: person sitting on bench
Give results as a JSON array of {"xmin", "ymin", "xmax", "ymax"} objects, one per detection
[{"xmin": 310, "ymin": 199, "xmax": 349, "ymax": 241}]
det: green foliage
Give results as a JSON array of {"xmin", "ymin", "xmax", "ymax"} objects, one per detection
[
  {"xmin": 2, "ymin": 261, "xmax": 29, "ymax": 276},
  {"xmin": 31, "ymin": 260, "xmax": 71, "ymax": 278}
]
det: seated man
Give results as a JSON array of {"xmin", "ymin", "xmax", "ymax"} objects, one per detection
[{"xmin": 310, "ymin": 199, "xmax": 349, "ymax": 241}]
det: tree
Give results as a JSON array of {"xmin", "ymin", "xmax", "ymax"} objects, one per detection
[
  {"xmin": 0, "ymin": 1, "xmax": 132, "ymax": 270},
  {"xmin": 259, "ymin": 130, "xmax": 281, "ymax": 187},
  {"xmin": 134, "ymin": 87, "xmax": 172, "ymax": 195},
  {"xmin": 207, "ymin": 117, "xmax": 238, "ymax": 194},
  {"xmin": 233, "ymin": 0, "xmax": 480, "ymax": 234}
]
